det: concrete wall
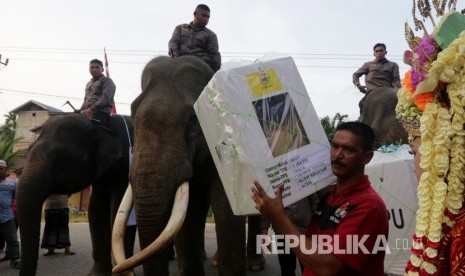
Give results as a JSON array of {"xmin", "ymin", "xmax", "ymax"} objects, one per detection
[{"xmin": 13, "ymin": 110, "xmax": 50, "ymax": 152}]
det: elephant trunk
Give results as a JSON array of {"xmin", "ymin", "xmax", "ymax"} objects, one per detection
[
  {"xmin": 16, "ymin": 177, "xmax": 49, "ymax": 276},
  {"xmin": 112, "ymin": 182, "xmax": 189, "ymax": 273}
]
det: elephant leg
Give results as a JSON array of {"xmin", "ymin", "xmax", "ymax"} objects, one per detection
[
  {"xmin": 247, "ymin": 215, "xmax": 266, "ymax": 271},
  {"xmin": 175, "ymin": 182, "xmax": 210, "ymax": 276},
  {"xmin": 88, "ymin": 188, "xmax": 113, "ymax": 275},
  {"xmin": 211, "ymin": 180, "xmax": 246, "ymax": 276}
]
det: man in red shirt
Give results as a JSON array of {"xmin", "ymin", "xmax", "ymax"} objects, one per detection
[{"xmin": 252, "ymin": 121, "xmax": 388, "ymax": 275}]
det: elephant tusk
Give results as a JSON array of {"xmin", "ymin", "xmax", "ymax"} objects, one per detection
[
  {"xmin": 112, "ymin": 181, "xmax": 189, "ymax": 273},
  {"xmin": 112, "ymin": 184, "xmax": 134, "ymax": 269}
]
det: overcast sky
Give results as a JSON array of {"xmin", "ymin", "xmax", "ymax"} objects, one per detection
[{"xmin": 0, "ymin": 0, "xmax": 442, "ymax": 122}]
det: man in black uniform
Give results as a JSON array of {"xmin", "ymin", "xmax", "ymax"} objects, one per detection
[{"xmin": 168, "ymin": 4, "xmax": 221, "ymax": 72}]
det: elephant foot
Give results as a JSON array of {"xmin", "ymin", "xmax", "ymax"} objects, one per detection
[{"xmin": 247, "ymin": 253, "xmax": 266, "ymax": 271}]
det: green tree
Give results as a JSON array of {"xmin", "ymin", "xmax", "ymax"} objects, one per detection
[
  {"xmin": 0, "ymin": 136, "xmax": 22, "ymax": 167},
  {"xmin": 0, "ymin": 112, "xmax": 16, "ymax": 141},
  {"xmin": 0, "ymin": 112, "xmax": 21, "ymax": 167},
  {"xmin": 320, "ymin": 113, "xmax": 348, "ymax": 142}
]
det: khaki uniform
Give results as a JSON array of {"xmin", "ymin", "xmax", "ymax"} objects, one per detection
[
  {"xmin": 352, "ymin": 58, "xmax": 401, "ymax": 113},
  {"xmin": 352, "ymin": 58, "xmax": 401, "ymax": 92}
]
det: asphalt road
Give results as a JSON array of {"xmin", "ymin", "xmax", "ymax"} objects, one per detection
[{"xmin": 0, "ymin": 223, "xmax": 300, "ymax": 276}]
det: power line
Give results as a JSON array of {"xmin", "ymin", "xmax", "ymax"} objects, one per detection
[
  {"xmin": 6, "ymin": 57, "xmax": 410, "ymax": 70},
  {"xmin": 0, "ymin": 46, "xmax": 404, "ymax": 58},
  {"xmin": 1, "ymin": 46, "xmax": 410, "ymax": 70},
  {"xmin": 0, "ymin": 88, "xmax": 131, "ymax": 105}
]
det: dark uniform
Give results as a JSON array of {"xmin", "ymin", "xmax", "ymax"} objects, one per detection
[
  {"xmin": 80, "ymin": 74, "xmax": 115, "ymax": 126},
  {"xmin": 168, "ymin": 22, "xmax": 221, "ymax": 72}
]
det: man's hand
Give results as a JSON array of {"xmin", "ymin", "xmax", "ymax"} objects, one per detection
[
  {"xmin": 357, "ymin": 84, "xmax": 367, "ymax": 93},
  {"xmin": 251, "ymin": 180, "xmax": 286, "ymax": 222},
  {"xmin": 85, "ymin": 108, "xmax": 94, "ymax": 120}
]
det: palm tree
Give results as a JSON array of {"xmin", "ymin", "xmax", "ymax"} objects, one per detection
[
  {"xmin": 0, "ymin": 136, "xmax": 22, "ymax": 168},
  {"xmin": 320, "ymin": 113, "xmax": 348, "ymax": 142}
]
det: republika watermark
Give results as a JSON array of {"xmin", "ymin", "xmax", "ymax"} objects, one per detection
[{"xmin": 256, "ymin": 234, "xmax": 396, "ymax": 255}]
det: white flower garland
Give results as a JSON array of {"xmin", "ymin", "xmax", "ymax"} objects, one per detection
[{"xmin": 399, "ymin": 27, "xmax": 465, "ymax": 276}]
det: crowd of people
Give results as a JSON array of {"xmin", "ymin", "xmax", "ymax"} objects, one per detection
[
  {"xmin": 0, "ymin": 160, "xmax": 20, "ymax": 269},
  {"xmin": 0, "ymin": 161, "xmax": 78, "ymax": 271}
]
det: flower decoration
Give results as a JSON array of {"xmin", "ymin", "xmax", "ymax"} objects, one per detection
[
  {"xmin": 397, "ymin": 1, "xmax": 465, "ymax": 275},
  {"xmin": 414, "ymin": 92, "xmax": 436, "ymax": 111}
]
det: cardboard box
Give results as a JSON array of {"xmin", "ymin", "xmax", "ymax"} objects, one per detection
[{"xmin": 194, "ymin": 54, "xmax": 336, "ymax": 215}]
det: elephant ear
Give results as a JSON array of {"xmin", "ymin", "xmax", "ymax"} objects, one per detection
[{"xmin": 93, "ymin": 127, "xmax": 123, "ymax": 180}]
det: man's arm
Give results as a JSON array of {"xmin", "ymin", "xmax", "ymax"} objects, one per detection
[
  {"xmin": 251, "ymin": 180, "xmax": 347, "ymax": 275},
  {"xmin": 352, "ymin": 63, "xmax": 369, "ymax": 93},
  {"xmin": 206, "ymin": 32, "xmax": 221, "ymax": 72},
  {"xmin": 168, "ymin": 25, "xmax": 182, "ymax": 58},
  {"xmin": 89, "ymin": 78, "xmax": 116, "ymax": 112},
  {"xmin": 391, "ymin": 62, "xmax": 401, "ymax": 88}
]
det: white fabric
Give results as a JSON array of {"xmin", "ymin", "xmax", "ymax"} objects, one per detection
[{"xmin": 366, "ymin": 145, "xmax": 417, "ymax": 276}]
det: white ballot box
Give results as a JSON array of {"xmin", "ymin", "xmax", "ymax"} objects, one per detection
[
  {"xmin": 194, "ymin": 54, "xmax": 336, "ymax": 215},
  {"xmin": 366, "ymin": 146, "xmax": 418, "ymax": 275}
]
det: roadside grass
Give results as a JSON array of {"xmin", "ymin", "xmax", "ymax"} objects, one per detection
[
  {"xmin": 206, "ymin": 207, "xmax": 215, "ymax": 223},
  {"xmin": 40, "ymin": 213, "xmax": 89, "ymax": 223},
  {"xmin": 69, "ymin": 213, "xmax": 89, "ymax": 223}
]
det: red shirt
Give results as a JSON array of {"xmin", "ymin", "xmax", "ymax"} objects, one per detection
[{"xmin": 303, "ymin": 176, "xmax": 388, "ymax": 276}]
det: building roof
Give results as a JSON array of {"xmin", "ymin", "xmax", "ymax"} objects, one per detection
[{"xmin": 10, "ymin": 100, "xmax": 63, "ymax": 114}]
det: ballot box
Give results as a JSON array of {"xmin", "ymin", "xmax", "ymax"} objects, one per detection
[{"xmin": 194, "ymin": 54, "xmax": 336, "ymax": 215}]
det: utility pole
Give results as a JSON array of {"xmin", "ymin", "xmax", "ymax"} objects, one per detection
[{"xmin": 0, "ymin": 54, "xmax": 9, "ymax": 68}]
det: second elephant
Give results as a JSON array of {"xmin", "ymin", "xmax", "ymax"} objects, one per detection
[
  {"xmin": 17, "ymin": 114, "xmax": 134, "ymax": 276},
  {"xmin": 359, "ymin": 87, "xmax": 408, "ymax": 145}
]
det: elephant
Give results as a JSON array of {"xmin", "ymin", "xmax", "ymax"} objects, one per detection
[
  {"xmin": 16, "ymin": 113, "xmax": 134, "ymax": 276},
  {"xmin": 112, "ymin": 55, "xmax": 247, "ymax": 276},
  {"xmin": 358, "ymin": 87, "xmax": 408, "ymax": 146}
]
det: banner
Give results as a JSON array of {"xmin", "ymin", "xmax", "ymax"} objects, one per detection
[{"xmin": 104, "ymin": 47, "xmax": 116, "ymax": 115}]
